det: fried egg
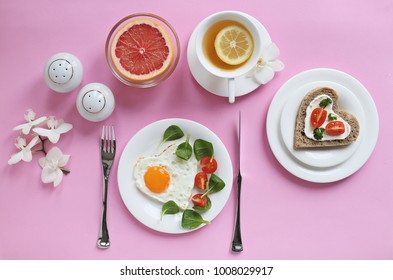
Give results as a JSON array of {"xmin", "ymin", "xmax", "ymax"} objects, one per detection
[{"xmin": 134, "ymin": 141, "xmax": 198, "ymax": 210}]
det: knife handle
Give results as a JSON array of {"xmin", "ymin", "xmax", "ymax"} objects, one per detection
[{"xmin": 232, "ymin": 173, "xmax": 243, "ymax": 252}]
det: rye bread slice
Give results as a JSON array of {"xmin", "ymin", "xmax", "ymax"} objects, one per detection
[{"xmin": 293, "ymin": 87, "xmax": 359, "ymax": 149}]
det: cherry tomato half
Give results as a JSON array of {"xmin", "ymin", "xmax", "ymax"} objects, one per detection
[
  {"xmin": 310, "ymin": 107, "xmax": 327, "ymax": 128},
  {"xmin": 325, "ymin": 121, "xmax": 345, "ymax": 135},
  {"xmin": 191, "ymin": 194, "xmax": 208, "ymax": 208},
  {"xmin": 200, "ymin": 156, "xmax": 218, "ymax": 174},
  {"xmin": 194, "ymin": 171, "xmax": 208, "ymax": 190}
]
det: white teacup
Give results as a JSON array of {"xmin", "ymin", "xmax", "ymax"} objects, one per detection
[{"xmin": 195, "ymin": 11, "xmax": 262, "ymax": 103}]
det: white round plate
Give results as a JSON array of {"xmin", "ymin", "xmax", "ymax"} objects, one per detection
[
  {"xmin": 118, "ymin": 118, "xmax": 233, "ymax": 233},
  {"xmin": 187, "ymin": 13, "xmax": 271, "ymax": 98},
  {"xmin": 280, "ymin": 81, "xmax": 364, "ymax": 168},
  {"xmin": 266, "ymin": 68, "xmax": 379, "ymax": 183}
]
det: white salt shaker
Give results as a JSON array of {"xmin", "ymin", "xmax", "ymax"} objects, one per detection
[
  {"xmin": 44, "ymin": 52, "xmax": 83, "ymax": 93},
  {"xmin": 76, "ymin": 83, "xmax": 115, "ymax": 122}
]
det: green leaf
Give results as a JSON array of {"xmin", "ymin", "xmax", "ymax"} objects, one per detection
[
  {"xmin": 193, "ymin": 196, "xmax": 212, "ymax": 211},
  {"xmin": 193, "ymin": 139, "xmax": 214, "ymax": 160},
  {"xmin": 319, "ymin": 98, "xmax": 332, "ymax": 108},
  {"xmin": 313, "ymin": 128, "xmax": 325, "ymax": 140},
  {"xmin": 176, "ymin": 134, "xmax": 192, "ymax": 160},
  {"xmin": 161, "ymin": 200, "xmax": 180, "ymax": 221},
  {"xmin": 208, "ymin": 174, "xmax": 225, "ymax": 193},
  {"xmin": 181, "ymin": 209, "xmax": 210, "ymax": 230},
  {"xmin": 159, "ymin": 125, "xmax": 184, "ymax": 147},
  {"xmin": 328, "ymin": 113, "xmax": 337, "ymax": 121},
  {"xmin": 202, "ymin": 174, "xmax": 226, "ymax": 197}
]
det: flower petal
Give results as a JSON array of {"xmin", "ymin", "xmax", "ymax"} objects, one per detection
[
  {"xmin": 26, "ymin": 136, "xmax": 40, "ymax": 149},
  {"xmin": 13, "ymin": 123, "xmax": 29, "ymax": 134},
  {"xmin": 46, "ymin": 117, "xmax": 57, "ymax": 129},
  {"xmin": 55, "ymin": 123, "xmax": 73, "ymax": 134},
  {"xmin": 53, "ymin": 169, "xmax": 64, "ymax": 187},
  {"xmin": 58, "ymin": 154, "xmax": 70, "ymax": 167},
  {"xmin": 25, "ymin": 109, "xmax": 36, "ymax": 121},
  {"xmin": 263, "ymin": 43, "xmax": 280, "ymax": 61},
  {"xmin": 21, "ymin": 149, "xmax": 33, "ymax": 162},
  {"xmin": 46, "ymin": 147, "xmax": 63, "ymax": 161},
  {"xmin": 30, "ymin": 116, "xmax": 48, "ymax": 127},
  {"xmin": 255, "ymin": 67, "xmax": 275, "ymax": 84},
  {"xmin": 8, "ymin": 151, "xmax": 23, "ymax": 165},
  {"xmin": 33, "ymin": 127, "xmax": 60, "ymax": 143},
  {"xmin": 41, "ymin": 167, "xmax": 57, "ymax": 184},
  {"xmin": 268, "ymin": 59, "xmax": 285, "ymax": 72},
  {"xmin": 38, "ymin": 157, "xmax": 47, "ymax": 168},
  {"xmin": 32, "ymin": 127, "xmax": 51, "ymax": 137}
]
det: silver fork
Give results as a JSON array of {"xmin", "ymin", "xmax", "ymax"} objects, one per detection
[{"xmin": 97, "ymin": 126, "xmax": 116, "ymax": 249}]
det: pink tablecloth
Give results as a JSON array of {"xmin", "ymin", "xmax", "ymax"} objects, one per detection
[{"xmin": 1, "ymin": 0, "xmax": 392, "ymax": 260}]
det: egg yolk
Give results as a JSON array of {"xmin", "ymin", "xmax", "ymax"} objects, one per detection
[{"xmin": 144, "ymin": 166, "xmax": 170, "ymax": 193}]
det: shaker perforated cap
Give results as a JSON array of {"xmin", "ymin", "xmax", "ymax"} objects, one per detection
[
  {"xmin": 76, "ymin": 83, "xmax": 115, "ymax": 122},
  {"xmin": 44, "ymin": 53, "xmax": 83, "ymax": 93}
]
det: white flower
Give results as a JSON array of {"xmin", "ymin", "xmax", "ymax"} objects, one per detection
[
  {"xmin": 39, "ymin": 147, "xmax": 70, "ymax": 187},
  {"xmin": 13, "ymin": 109, "xmax": 47, "ymax": 135},
  {"xmin": 249, "ymin": 42, "xmax": 284, "ymax": 84},
  {"xmin": 8, "ymin": 136, "xmax": 40, "ymax": 165},
  {"xmin": 33, "ymin": 116, "xmax": 73, "ymax": 144}
]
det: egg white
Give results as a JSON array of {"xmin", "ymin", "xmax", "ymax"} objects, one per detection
[{"xmin": 134, "ymin": 141, "xmax": 198, "ymax": 210}]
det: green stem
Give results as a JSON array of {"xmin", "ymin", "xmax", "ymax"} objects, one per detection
[{"xmin": 33, "ymin": 136, "xmax": 47, "ymax": 155}]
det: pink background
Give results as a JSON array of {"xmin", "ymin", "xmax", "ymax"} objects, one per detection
[{"xmin": 1, "ymin": 0, "xmax": 392, "ymax": 260}]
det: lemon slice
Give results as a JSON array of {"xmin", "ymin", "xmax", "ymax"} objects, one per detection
[{"xmin": 214, "ymin": 25, "xmax": 253, "ymax": 65}]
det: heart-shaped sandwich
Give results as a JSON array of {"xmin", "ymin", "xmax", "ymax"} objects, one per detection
[{"xmin": 294, "ymin": 87, "xmax": 359, "ymax": 149}]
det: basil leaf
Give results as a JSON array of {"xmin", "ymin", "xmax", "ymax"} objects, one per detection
[
  {"xmin": 160, "ymin": 125, "xmax": 184, "ymax": 147},
  {"xmin": 319, "ymin": 98, "xmax": 332, "ymax": 108},
  {"xmin": 193, "ymin": 139, "xmax": 214, "ymax": 160},
  {"xmin": 313, "ymin": 128, "xmax": 325, "ymax": 140},
  {"xmin": 176, "ymin": 134, "xmax": 192, "ymax": 160},
  {"xmin": 181, "ymin": 209, "xmax": 210, "ymax": 230},
  {"xmin": 207, "ymin": 174, "xmax": 225, "ymax": 193},
  {"xmin": 161, "ymin": 200, "xmax": 180, "ymax": 221},
  {"xmin": 328, "ymin": 113, "xmax": 337, "ymax": 121},
  {"xmin": 193, "ymin": 196, "xmax": 212, "ymax": 211}
]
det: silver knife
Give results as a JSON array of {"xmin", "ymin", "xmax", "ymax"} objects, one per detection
[{"xmin": 232, "ymin": 111, "xmax": 243, "ymax": 252}]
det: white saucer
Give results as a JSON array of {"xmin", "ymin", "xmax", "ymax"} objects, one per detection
[
  {"xmin": 187, "ymin": 13, "xmax": 272, "ymax": 99},
  {"xmin": 280, "ymin": 80, "xmax": 364, "ymax": 168},
  {"xmin": 266, "ymin": 68, "xmax": 379, "ymax": 183}
]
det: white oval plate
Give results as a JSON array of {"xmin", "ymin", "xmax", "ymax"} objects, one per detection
[
  {"xmin": 280, "ymin": 80, "xmax": 364, "ymax": 168},
  {"xmin": 118, "ymin": 118, "xmax": 233, "ymax": 233},
  {"xmin": 267, "ymin": 68, "xmax": 379, "ymax": 183}
]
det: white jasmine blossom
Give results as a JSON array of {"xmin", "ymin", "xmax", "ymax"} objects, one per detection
[
  {"xmin": 33, "ymin": 116, "xmax": 73, "ymax": 144},
  {"xmin": 248, "ymin": 42, "xmax": 284, "ymax": 84},
  {"xmin": 13, "ymin": 109, "xmax": 47, "ymax": 135},
  {"xmin": 39, "ymin": 147, "xmax": 70, "ymax": 187},
  {"xmin": 8, "ymin": 136, "xmax": 40, "ymax": 165}
]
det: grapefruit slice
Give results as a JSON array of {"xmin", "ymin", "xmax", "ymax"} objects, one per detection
[
  {"xmin": 110, "ymin": 19, "xmax": 174, "ymax": 81},
  {"xmin": 214, "ymin": 25, "xmax": 253, "ymax": 65}
]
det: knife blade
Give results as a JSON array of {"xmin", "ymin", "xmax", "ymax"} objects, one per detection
[{"xmin": 231, "ymin": 111, "xmax": 243, "ymax": 252}]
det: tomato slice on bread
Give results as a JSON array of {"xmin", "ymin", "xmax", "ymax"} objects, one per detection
[
  {"xmin": 326, "ymin": 121, "xmax": 345, "ymax": 135},
  {"xmin": 310, "ymin": 107, "xmax": 327, "ymax": 128}
]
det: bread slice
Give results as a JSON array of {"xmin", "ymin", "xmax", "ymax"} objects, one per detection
[{"xmin": 294, "ymin": 87, "xmax": 359, "ymax": 149}]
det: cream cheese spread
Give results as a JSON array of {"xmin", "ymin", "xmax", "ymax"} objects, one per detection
[{"xmin": 304, "ymin": 94, "xmax": 351, "ymax": 141}]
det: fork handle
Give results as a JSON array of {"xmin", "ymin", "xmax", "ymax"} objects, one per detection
[
  {"xmin": 232, "ymin": 173, "xmax": 243, "ymax": 252},
  {"xmin": 98, "ymin": 176, "xmax": 110, "ymax": 248}
]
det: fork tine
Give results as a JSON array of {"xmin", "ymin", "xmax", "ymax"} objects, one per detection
[
  {"xmin": 111, "ymin": 126, "xmax": 116, "ymax": 152},
  {"xmin": 101, "ymin": 126, "xmax": 116, "ymax": 153}
]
